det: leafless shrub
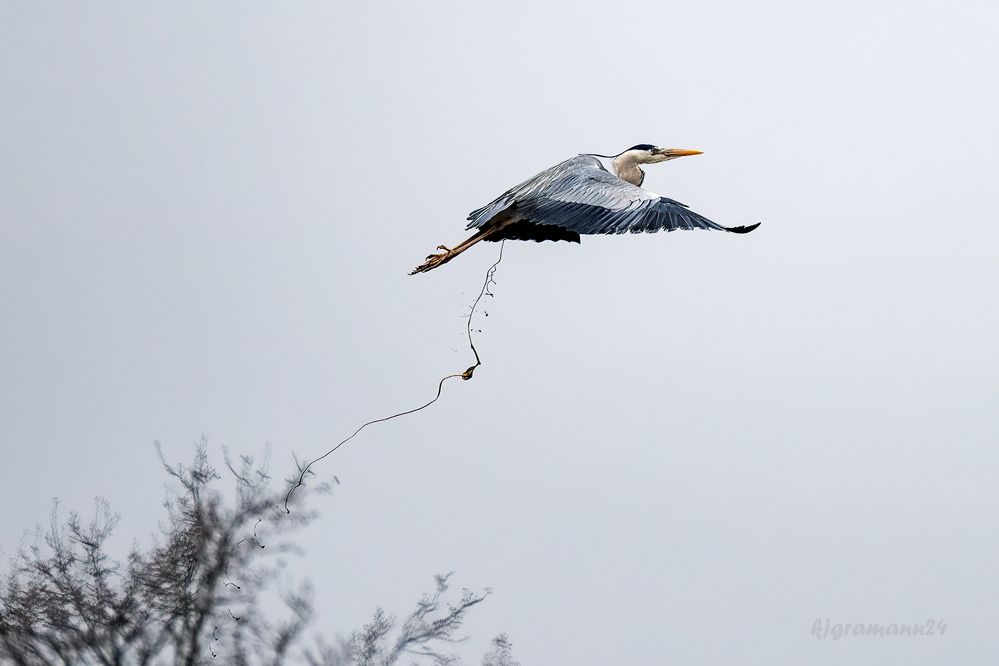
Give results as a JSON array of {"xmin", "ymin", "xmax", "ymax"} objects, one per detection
[{"xmin": 0, "ymin": 440, "xmax": 514, "ymax": 665}]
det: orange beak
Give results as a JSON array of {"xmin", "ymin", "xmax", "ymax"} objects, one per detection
[{"xmin": 659, "ymin": 148, "xmax": 704, "ymax": 158}]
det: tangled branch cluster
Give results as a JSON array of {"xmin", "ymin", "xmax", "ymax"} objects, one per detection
[{"xmin": 0, "ymin": 442, "xmax": 516, "ymax": 666}]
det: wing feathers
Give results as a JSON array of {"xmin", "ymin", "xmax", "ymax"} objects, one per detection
[{"xmin": 467, "ymin": 154, "xmax": 759, "ymax": 237}]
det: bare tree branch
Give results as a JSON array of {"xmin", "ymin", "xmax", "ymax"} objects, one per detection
[{"xmin": 0, "ymin": 442, "xmax": 512, "ymax": 666}]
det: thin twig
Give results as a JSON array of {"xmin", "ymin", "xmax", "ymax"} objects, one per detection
[{"xmin": 283, "ymin": 241, "xmax": 506, "ymax": 512}]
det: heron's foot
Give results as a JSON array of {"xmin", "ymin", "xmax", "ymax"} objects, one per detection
[
  {"xmin": 410, "ymin": 248, "xmax": 454, "ymax": 275},
  {"xmin": 437, "ymin": 245, "xmax": 451, "ymax": 252}
]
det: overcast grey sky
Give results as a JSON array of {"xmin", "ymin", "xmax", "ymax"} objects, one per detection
[{"xmin": 2, "ymin": 1, "xmax": 998, "ymax": 663}]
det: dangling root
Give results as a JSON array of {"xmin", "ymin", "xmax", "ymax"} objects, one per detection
[{"xmin": 284, "ymin": 241, "xmax": 506, "ymax": 513}]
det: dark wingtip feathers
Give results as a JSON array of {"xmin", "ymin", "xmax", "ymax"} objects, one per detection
[{"xmin": 724, "ymin": 222, "xmax": 762, "ymax": 234}]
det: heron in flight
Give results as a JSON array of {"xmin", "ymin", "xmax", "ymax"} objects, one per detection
[{"xmin": 410, "ymin": 144, "xmax": 760, "ymax": 274}]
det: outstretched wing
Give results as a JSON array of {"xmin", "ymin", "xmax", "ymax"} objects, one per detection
[{"xmin": 466, "ymin": 155, "xmax": 759, "ymax": 235}]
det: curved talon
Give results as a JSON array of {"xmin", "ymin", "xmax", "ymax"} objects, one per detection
[
  {"xmin": 409, "ymin": 227, "xmax": 500, "ymax": 276},
  {"xmin": 411, "ymin": 249, "xmax": 453, "ymax": 275}
]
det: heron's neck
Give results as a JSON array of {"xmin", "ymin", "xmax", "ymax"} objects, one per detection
[{"xmin": 612, "ymin": 154, "xmax": 645, "ymax": 186}]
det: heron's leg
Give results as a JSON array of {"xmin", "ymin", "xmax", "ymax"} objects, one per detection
[{"xmin": 410, "ymin": 227, "xmax": 497, "ymax": 274}]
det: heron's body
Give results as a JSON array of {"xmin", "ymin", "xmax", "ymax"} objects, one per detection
[{"xmin": 411, "ymin": 145, "xmax": 759, "ymax": 274}]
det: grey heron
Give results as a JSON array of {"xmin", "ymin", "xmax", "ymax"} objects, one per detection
[{"xmin": 410, "ymin": 144, "xmax": 760, "ymax": 274}]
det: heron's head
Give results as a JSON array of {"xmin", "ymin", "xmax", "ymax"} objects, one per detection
[{"xmin": 620, "ymin": 144, "xmax": 704, "ymax": 165}]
